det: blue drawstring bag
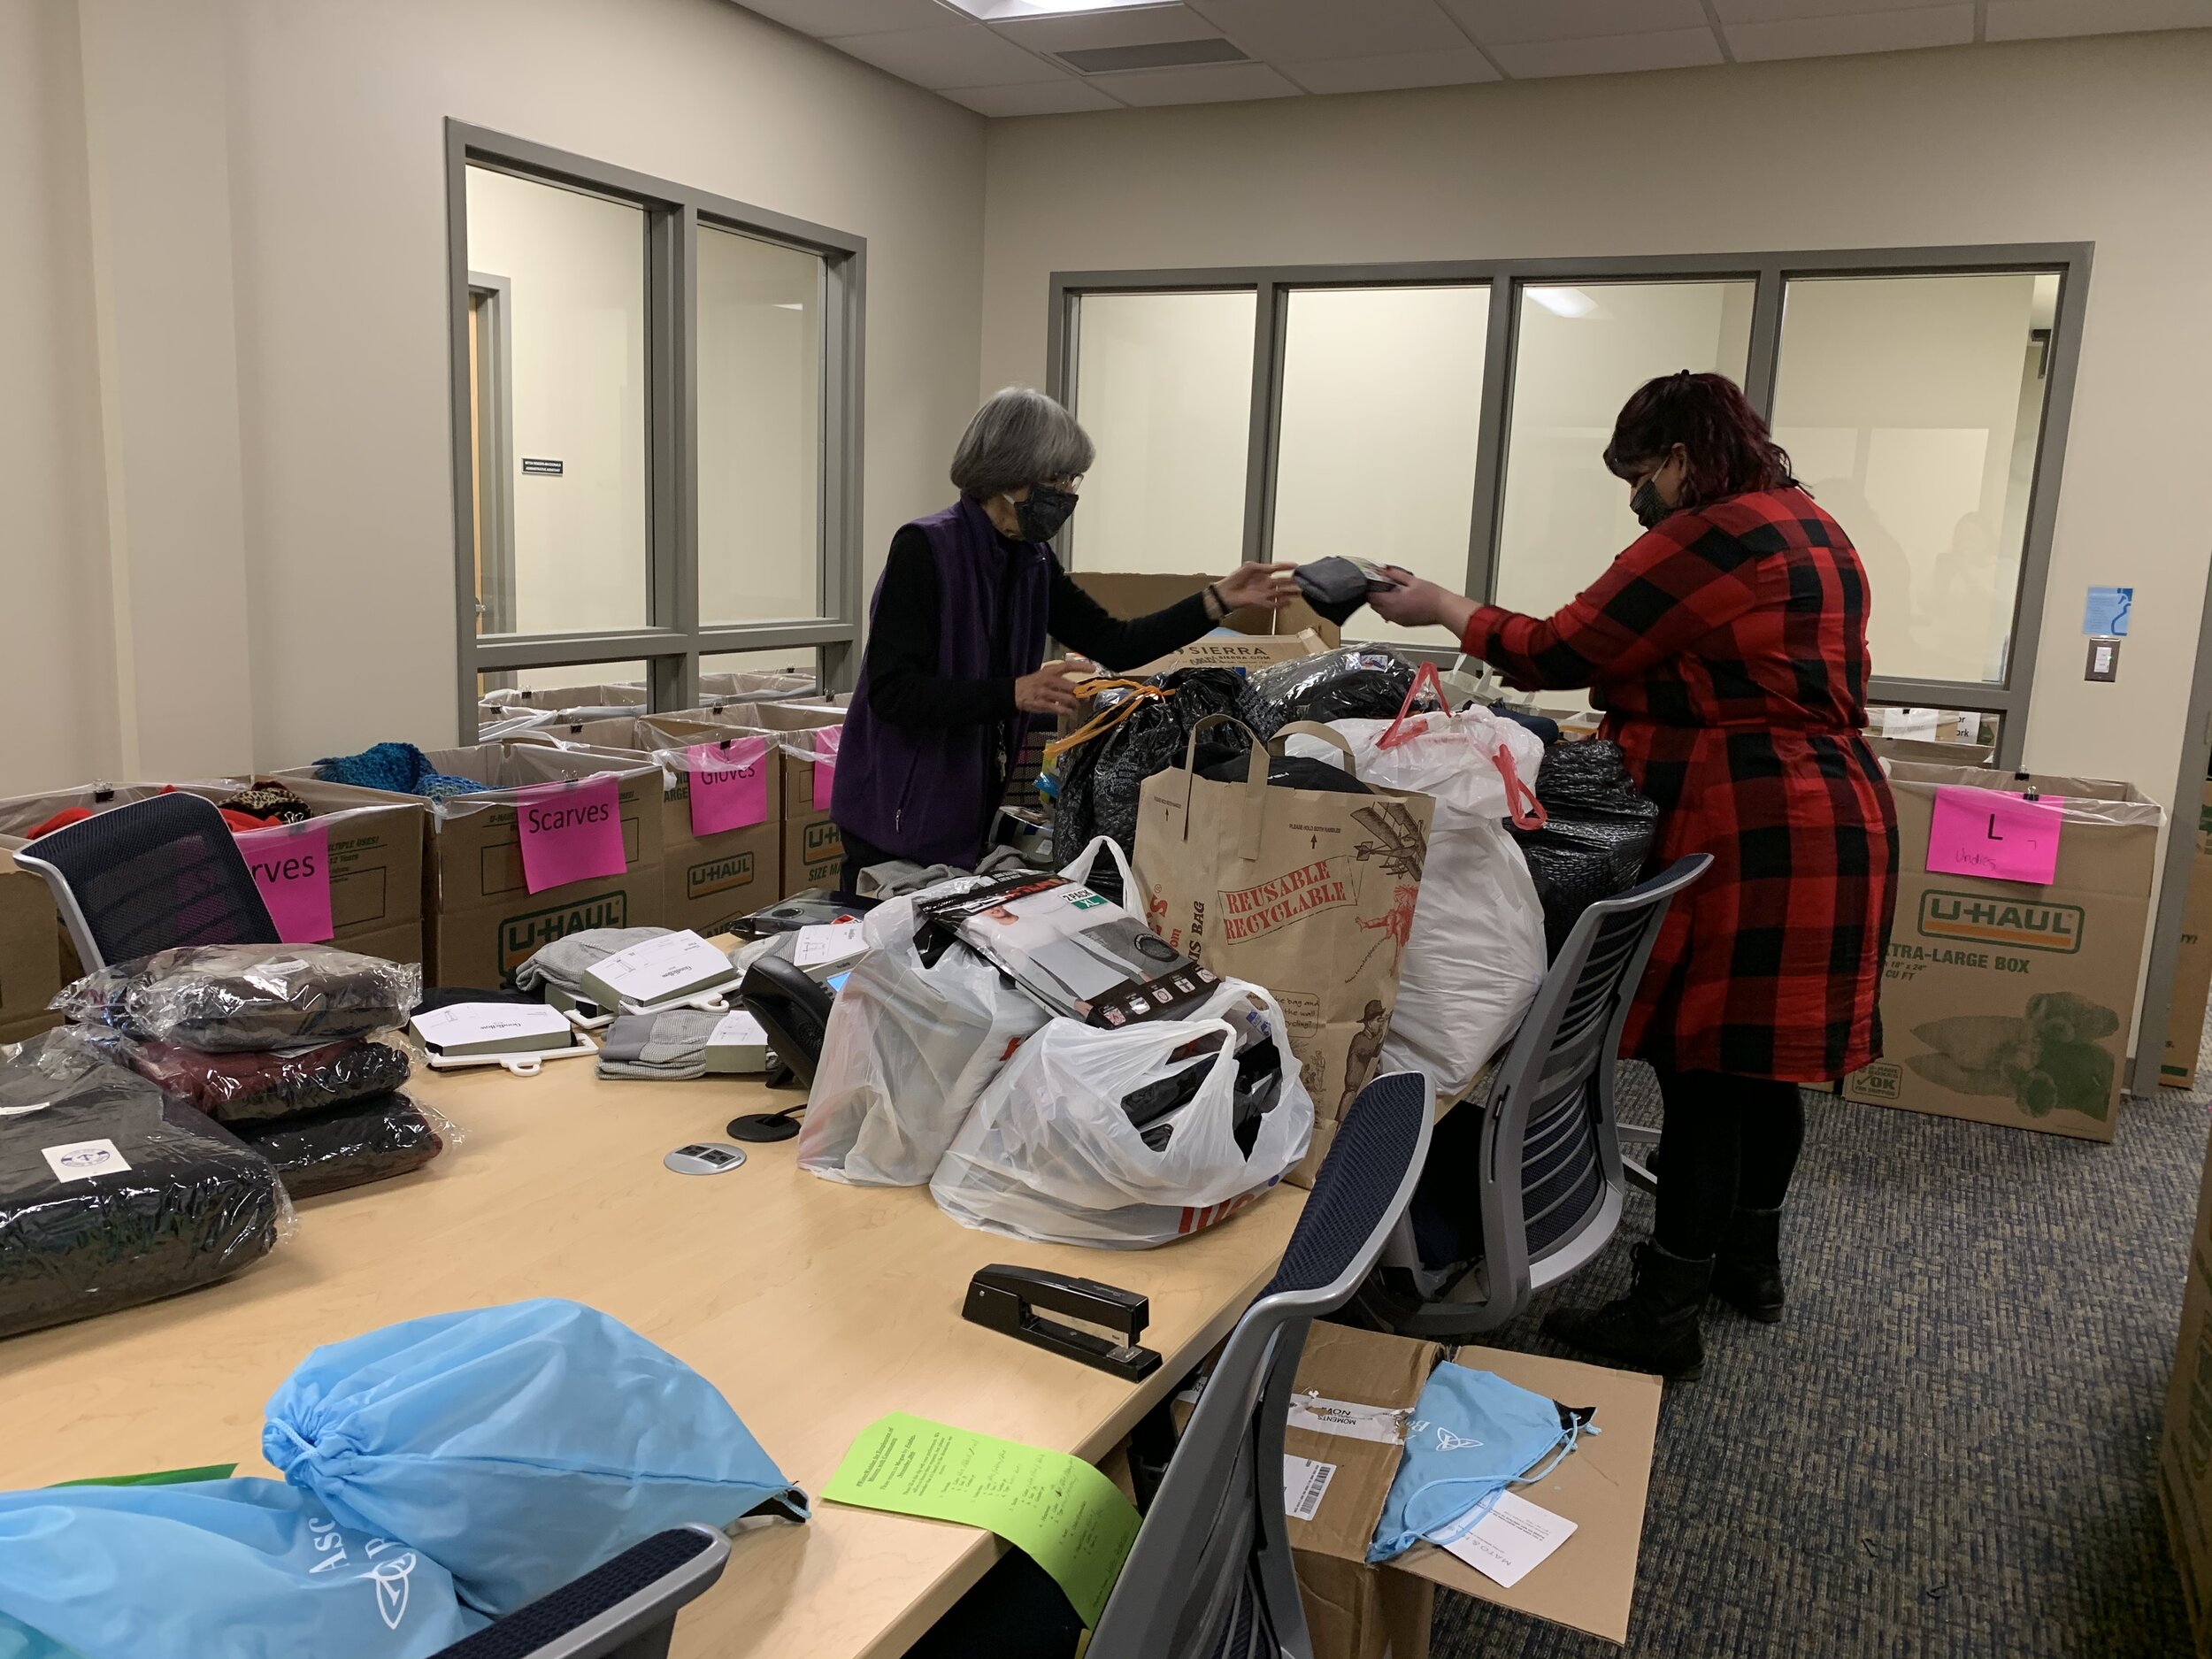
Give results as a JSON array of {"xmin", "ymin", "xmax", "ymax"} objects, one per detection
[
  {"xmin": 1367, "ymin": 1363, "xmax": 1594, "ymax": 1562},
  {"xmin": 264, "ymin": 1298, "xmax": 808, "ymax": 1615},
  {"xmin": 0, "ymin": 1478, "xmax": 482, "ymax": 1659}
]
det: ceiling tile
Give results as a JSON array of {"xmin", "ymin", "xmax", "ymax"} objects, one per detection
[
  {"xmin": 1187, "ymin": 0, "xmax": 1471, "ymax": 61},
  {"xmin": 1280, "ymin": 46, "xmax": 1503, "ymax": 93},
  {"xmin": 1727, "ymin": 5, "xmax": 1972, "ymax": 58},
  {"xmin": 1986, "ymin": 0, "xmax": 2212, "ymax": 37},
  {"xmin": 1098, "ymin": 59, "xmax": 1304, "ymax": 105},
  {"xmin": 988, "ymin": 3, "xmax": 1218, "ymax": 52},
  {"xmin": 1489, "ymin": 27, "xmax": 1724, "ymax": 75},
  {"xmin": 938, "ymin": 77, "xmax": 1123, "ymax": 114},
  {"xmin": 1442, "ymin": 0, "xmax": 1709, "ymax": 45},
  {"xmin": 739, "ymin": 0, "xmax": 967, "ymax": 38},
  {"xmin": 827, "ymin": 20, "xmax": 1064, "ymax": 87},
  {"xmin": 1713, "ymin": 0, "xmax": 1966, "ymax": 20}
]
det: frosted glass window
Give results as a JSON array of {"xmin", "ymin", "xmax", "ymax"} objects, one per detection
[
  {"xmin": 698, "ymin": 226, "xmax": 825, "ymax": 625},
  {"xmin": 1771, "ymin": 273, "xmax": 2056, "ymax": 686},
  {"xmin": 1494, "ymin": 281, "xmax": 1755, "ymax": 623},
  {"xmin": 465, "ymin": 166, "xmax": 649, "ymax": 635},
  {"xmin": 1272, "ymin": 286, "xmax": 1488, "ymax": 644},
  {"xmin": 1071, "ymin": 291, "xmax": 1255, "ymax": 573}
]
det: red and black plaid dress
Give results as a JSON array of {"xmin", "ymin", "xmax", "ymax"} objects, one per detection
[{"xmin": 1464, "ymin": 485, "xmax": 1900, "ymax": 1082}]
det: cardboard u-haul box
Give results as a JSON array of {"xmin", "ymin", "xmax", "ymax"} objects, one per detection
[
  {"xmin": 507, "ymin": 718, "xmax": 783, "ymax": 938},
  {"xmin": 0, "ymin": 779, "xmax": 426, "ymax": 990},
  {"xmin": 1842, "ymin": 764, "xmax": 2163, "ymax": 1141},
  {"xmin": 283, "ymin": 746, "xmax": 662, "ymax": 987},
  {"xmin": 0, "ymin": 864, "xmax": 60, "ymax": 1041},
  {"xmin": 2164, "ymin": 780, "xmax": 2212, "ymax": 1089},
  {"xmin": 2164, "ymin": 1117, "xmax": 2212, "ymax": 1657},
  {"xmin": 1177, "ymin": 1321, "xmax": 1659, "ymax": 1659},
  {"xmin": 1065, "ymin": 572, "xmax": 1342, "ymax": 659},
  {"xmin": 695, "ymin": 702, "xmax": 848, "ymax": 897}
]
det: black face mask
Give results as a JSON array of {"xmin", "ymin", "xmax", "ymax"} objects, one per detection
[
  {"xmin": 1630, "ymin": 471, "xmax": 1671, "ymax": 529},
  {"xmin": 1006, "ymin": 484, "xmax": 1079, "ymax": 543}
]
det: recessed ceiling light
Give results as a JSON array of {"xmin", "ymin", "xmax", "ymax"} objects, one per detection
[
  {"xmin": 772, "ymin": 302, "xmax": 805, "ymax": 311},
  {"xmin": 1527, "ymin": 288, "xmax": 1599, "ymax": 319},
  {"xmin": 948, "ymin": 0, "xmax": 1159, "ymax": 18}
]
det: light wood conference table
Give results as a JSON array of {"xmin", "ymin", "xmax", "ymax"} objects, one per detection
[{"xmin": 0, "ymin": 1044, "xmax": 1305, "ymax": 1658}]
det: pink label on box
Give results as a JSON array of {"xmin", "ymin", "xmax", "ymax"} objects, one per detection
[
  {"xmin": 514, "ymin": 773, "xmax": 626, "ymax": 895},
  {"xmin": 235, "ymin": 819, "xmax": 335, "ymax": 943},
  {"xmin": 1926, "ymin": 785, "xmax": 2065, "ymax": 886},
  {"xmin": 687, "ymin": 737, "xmax": 770, "ymax": 834},
  {"xmin": 812, "ymin": 726, "xmax": 843, "ymax": 812}
]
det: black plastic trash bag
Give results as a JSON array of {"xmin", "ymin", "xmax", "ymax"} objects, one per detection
[
  {"xmin": 233, "ymin": 1090, "xmax": 451, "ymax": 1199},
  {"xmin": 0, "ymin": 1030, "xmax": 288, "ymax": 1340},
  {"xmin": 1052, "ymin": 668, "xmax": 1247, "ymax": 895},
  {"xmin": 1236, "ymin": 649, "xmax": 1424, "ymax": 739},
  {"xmin": 1509, "ymin": 740, "xmax": 1661, "ymax": 959},
  {"xmin": 1199, "ymin": 751, "xmax": 1374, "ymax": 796}
]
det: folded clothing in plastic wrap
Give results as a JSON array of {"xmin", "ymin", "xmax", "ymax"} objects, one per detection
[
  {"xmin": 119, "ymin": 1037, "xmax": 411, "ymax": 1125},
  {"xmin": 232, "ymin": 1091, "xmax": 451, "ymax": 1199},
  {"xmin": 265, "ymin": 1297, "xmax": 808, "ymax": 1615},
  {"xmin": 0, "ymin": 1033, "xmax": 288, "ymax": 1340},
  {"xmin": 56, "ymin": 944, "xmax": 422, "ymax": 1053},
  {"xmin": 1509, "ymin": 740, "xmax": 1661, "ymax": 959},
  {"xmin": 1236, "ymin": 647, "xmax": 1425, "ymax": 739}
]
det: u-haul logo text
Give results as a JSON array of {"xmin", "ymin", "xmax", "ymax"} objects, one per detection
[
  {"xmin": 499, "ymin": 892, "xmax": 629, "ymax": 973},
  {"xmin": 1917, "ymin": 890, "xmax": 2084, "ymax": 955},
  {"xmin": 687, "ymin": 851, "xmax": 757, "ymax": 901},
  {"xmin": 1218, "ymin": 859, "xmax": 1350, "ymax": 942}
]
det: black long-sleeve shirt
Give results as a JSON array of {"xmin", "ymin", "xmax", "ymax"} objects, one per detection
[{"xmin": 862, "ymin": 525, "xmax": 1217, "ymax": 731}]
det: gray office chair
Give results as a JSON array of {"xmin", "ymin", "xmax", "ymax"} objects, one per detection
[
  {"xmin": 1349, "ymin": 855, "xmax": 1711, "ymax": 1341},
  {"xmin": 1085, "ymin": 1067, "xmax": 1435, "ymax": 1659},
  {"xmin": 428, "ymin": 1525, "xmax": 730, "ymax": 1659},
  {"xmin": 11, "ymin": 792, "xmax": 280, "ymax": 972}
]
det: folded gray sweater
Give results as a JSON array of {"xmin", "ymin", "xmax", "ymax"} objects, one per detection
[
  {"xmin": 514, "ymin": 928, "xmax": 672, "ymax": 999},
  {"xmin": 595, "ymin": 1008, "xmax": 726, "ymax": 1080}
]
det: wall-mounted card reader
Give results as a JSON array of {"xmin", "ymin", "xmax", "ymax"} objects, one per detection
[{"xmin": 963, "ymin": 1263, "xmax": 1162, "ymax": 1382}]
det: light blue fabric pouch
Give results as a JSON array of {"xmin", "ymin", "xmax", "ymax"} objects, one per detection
[
  {"xmin": 1366, "ymin": 1363, "xmax": 1595, "ymax": 1563},
  {"xmin": 0, "ymin": 1478, "xmax": 482, "ymax": 1659},
  {"xmin": 264, "ymin": 1297, "xmax": 808, "ymax": 1615}
]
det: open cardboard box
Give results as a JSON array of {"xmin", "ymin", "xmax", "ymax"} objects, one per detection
[
  {"xmin": 685, "ymin": 702, "xmax": 847, "ymax": 897},
  {"xmin": 1067, "ymin": 572, "xmax": 1342, "ymax": 659}
]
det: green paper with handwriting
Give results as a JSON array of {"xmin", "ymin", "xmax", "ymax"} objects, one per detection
[{"xmin": 824, "ymin": 1413, "xmax": 1139, "ymax": 1627}]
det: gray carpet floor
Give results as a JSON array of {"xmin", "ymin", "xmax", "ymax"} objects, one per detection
[{"xmin": 1428, "ymin": 1054, "xmax": 2209, "ymax": 1658}]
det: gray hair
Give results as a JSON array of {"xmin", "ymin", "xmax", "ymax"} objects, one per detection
[{"xmin": 949, "ymin": 387, "xmax": 1095, "ymax": 498}]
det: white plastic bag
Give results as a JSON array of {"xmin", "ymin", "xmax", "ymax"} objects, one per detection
[
  {"xmin": 797, "ymin": 875, "xmax": 1047, "ymax": 1187},
  {"xmin": 1288, "ymin": 701, "xmax": 1548, "ymax": 1097},
  {"xmin": 930, "ymin": 979, "xmax": 1314, "ymax": 1249}
]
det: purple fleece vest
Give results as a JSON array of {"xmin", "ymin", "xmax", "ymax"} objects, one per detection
[{"xmin": 831, "ymin": 496, "xmax": 1052, "ymax": 866}]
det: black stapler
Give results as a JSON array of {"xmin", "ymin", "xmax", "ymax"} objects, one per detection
[{"xmin": 963, "ymin": 1264, "xmax": 1163, "ymax": 1382}]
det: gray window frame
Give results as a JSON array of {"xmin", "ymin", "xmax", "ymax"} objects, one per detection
[
  {"xmin": 445, "ymin": 120, "xmax": 865, "ymax": 735},
  {"xmin": 1046, "ymin": 244, "xmax": 2093, "ymax": 772}
]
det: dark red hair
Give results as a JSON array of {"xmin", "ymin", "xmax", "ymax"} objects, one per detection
[{"xmin": 1602, "ymin": 371, "xmax": 1793, "ymax": 509}]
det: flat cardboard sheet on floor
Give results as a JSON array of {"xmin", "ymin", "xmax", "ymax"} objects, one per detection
[{"xmin": 2162, "ymin": 1115, "xmax": 2212, "ymax": 1657}]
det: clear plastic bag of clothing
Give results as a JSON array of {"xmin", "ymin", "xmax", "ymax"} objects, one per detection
[
  {"xmin": 0, "ymin": 1478, "xmax": 484, "ymax": 1659},
  {"xmin": 264, "ymin": 1297, "xmax": 808, "ymax": 1616},
  {"xmin": 929, "ymin": 979, "xmax": 1313, "ymax": 1249},
  {"xmin": 118, "ymin": 1036, "xmax": 412, "ymax": 1125},
  {"xmin": 1285, "ymin": 690, "xmax": 1550, "ymax": 1099},
  {"xmin": 233, "ymin": 1090, "xmax": 456, "ymax": 1199},
  {"xmin": 798, "ymin": 873, "xmax": 1048, "ymax": 1187},
  {"xmin": 0, "ymin": 1029, "xmax": 292, "ymax": 1340},
  {"xmin": 1236, "ymin": 648, "xmax": 1428, "ymax": 740},
  {"xmin": 1051, "ymin": 668, "xmax": 1248, "ymax": 892},
  {"xmin": 56, "ymin": 944, "xmax": 422, "ymax": 1052}
]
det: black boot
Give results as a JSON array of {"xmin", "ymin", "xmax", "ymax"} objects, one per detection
[
  {"xmin": 1710, "ymin": 1206, "xmax": 1785, "ymax": 1323},
  {"xmin": 1541, "ymin": 1243, "xmax": 1710, "ymax": 1381}
]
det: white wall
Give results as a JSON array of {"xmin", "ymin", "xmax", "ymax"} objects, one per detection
[
  {"xmin": 978, "ymin": 32, "xmax": 2212, "ymax": 827},
  {"xmin": 0, "ymin": 0, "xmax": 985, "ymax": 794}
]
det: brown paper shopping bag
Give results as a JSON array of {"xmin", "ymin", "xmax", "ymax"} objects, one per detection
[{"xmin": 1135, "ymin": 718, "xmax": 1435, "ymax": 1183}]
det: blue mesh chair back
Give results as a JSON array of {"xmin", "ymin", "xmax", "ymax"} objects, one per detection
[
  {"xmin": 1086, "ymin": 1069, "xmax": 1433, "ymax": 1659},
  {"xmin": 10, "ymin": 794, "xmax": 280, "ymax": 971},
  {"xmin": 1356, "ymin": 855, "xmax": 1712, "ymax": 1340},
  {"xmin": 428, "ymin": 1525, "xmax": 729, "ymax": 1659}
]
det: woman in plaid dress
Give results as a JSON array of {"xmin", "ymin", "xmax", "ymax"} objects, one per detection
[{"xmin": 1369, "ymin": 372, "xmax": 1898, "ymax": 1381}]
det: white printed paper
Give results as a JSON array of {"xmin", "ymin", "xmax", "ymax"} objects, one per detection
[
  {"xmin": 43, "ymin": 1138, "xmax": 130, "ymax": 1182},
  {"xmin": 710, "ymin": 1010, "xmax": 767, "ymax": 1047},
  {"xmin": 1880, "ymin": 706, "xmax": 1940, "ymax": 740},
  {"xmin": 1286, "ymin": 1392, "xmax": 1409, "ymax": 1447},
  {"xmin": 1433, "ymin": 1490, "xmax": 1578, "ymax": 1588},
  {"xmin": 411, "ymin": 1002, "xmax": 573, "ymax": 1048},
  {"xmin": 588, "ymin": 931, "xmax": 735, "ymax": 1001},
  {"xmin": 792, "ymin": 921, "xmax": 867, "ymax": 969},
  {"xmin": 1282, "ymin": 1455, "xmax": 1337, "ymax": 1523}
]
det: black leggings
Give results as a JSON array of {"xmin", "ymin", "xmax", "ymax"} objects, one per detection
[{"xmin": 1651, "ymin": 1071, "xmax": 1806, "ymax": 1259}]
